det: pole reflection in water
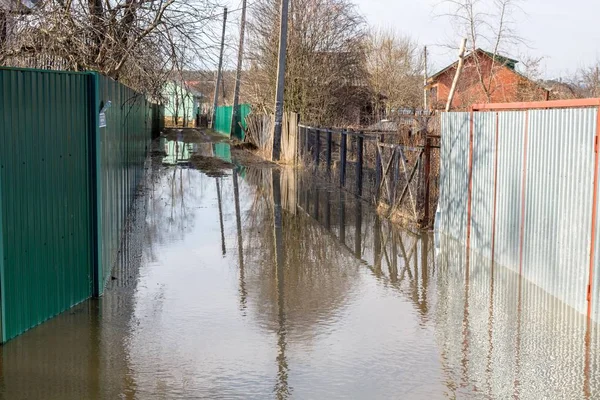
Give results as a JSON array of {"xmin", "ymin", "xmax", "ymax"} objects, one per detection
[
  {"xmin": 233, "ymin": 168, "xmax": 247, "ymax": 313},
  {"xmin": 216, "ymin": 177, "xmax": 227, "ymax": 256},
  {"xmin": 272, "ymin": 169, "xmax": 290, "ymax": 399},
  {"xmin": 1, "ymin": 153, "xmax": 600, "ymax": 399}
]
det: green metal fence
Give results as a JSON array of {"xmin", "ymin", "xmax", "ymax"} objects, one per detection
[
  {"xmin": 151, "ymin": 103, "xmax": 165, "ymax": 139},
  {"xmin": 0, "ymin": 68, "xmax": 94, "ymax": 341},
  {"xmin": 214, "ymin": 104, "xmax": 251, "ymax": 139},
  {"xmin": 95, "ymin": 75, "xmax": 152, "ymax": 294},
  {"xmin": 0, "ymin": 67, "xmax": 154, "ymax": 342}
]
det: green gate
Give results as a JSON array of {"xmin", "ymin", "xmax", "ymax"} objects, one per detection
[{"xmin": 214, "ymin": 104, "xmax": 251, "ymax": 139}]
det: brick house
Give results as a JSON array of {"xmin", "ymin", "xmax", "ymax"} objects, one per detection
[{"xmin": 426, "ymin": 48, "xmax": 549, "ymax": 109}]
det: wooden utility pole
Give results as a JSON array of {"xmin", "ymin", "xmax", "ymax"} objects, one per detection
[
  {"xmin": 271, "ymin": 0, "xmax": 290, "ymax": 161},
  {"xmin": 211, "ymin": 7, "xmax": 227, "ymax": 130},
  {"xmin": 445, "ymin": 38, "xmax": 467, "ymax": 112},
  {"xmin": 423, "ymin": 46, "xmax": 428, "ymax": 111},
  {"xmin": 230, "ymin": 0, "xmax": 247, "ymax": 139}
]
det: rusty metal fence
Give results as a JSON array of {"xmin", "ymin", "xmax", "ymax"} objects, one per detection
[
  {"xmin": 298, "ymin": 125, "xmax": 438, "ymax": 227},
  {"xmin": 439, "ymin": 98, "xmax": 600, "ymax": 321}
]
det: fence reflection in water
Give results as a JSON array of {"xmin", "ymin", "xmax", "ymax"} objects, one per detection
[
  {"xmin": 1, "ymin": 160, "xmax": 599, "ymax": 398},
  {"xmin": 254, "ymin": 168, "xmax": 600, "ymax": 399}
]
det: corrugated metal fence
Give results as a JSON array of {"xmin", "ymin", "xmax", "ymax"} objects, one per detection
[
  {"xmin": 213, "ymin": 104, "xmax": 251, "ymax": 139},
  {"xmin": 95, "ymin": 75, "xmax": 152, "ymax": 294},
  {"xmin": 0, "ymin": 67, "xmax": 155, "ymax": 342},
  {"xmin": 439, "ymin": 99, "xmax": 600, "ymax": 320}
]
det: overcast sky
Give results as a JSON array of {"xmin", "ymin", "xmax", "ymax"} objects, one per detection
[
  {"xmin": 221, "ymin": 0, "xmax": 600, "ymax": 79},
  {"xmin": 353, "ymin": 0, "xmax": 600, "ymax": 79}
]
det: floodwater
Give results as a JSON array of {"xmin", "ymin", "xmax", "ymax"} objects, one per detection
[{"xmin": 1, "ymin": 141, "xmax": 600, "ymax": 399}]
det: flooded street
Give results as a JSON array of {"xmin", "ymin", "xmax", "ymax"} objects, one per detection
[{"xmin": 1, "ymin": 142, "xmax": 600, "ymax": 399}]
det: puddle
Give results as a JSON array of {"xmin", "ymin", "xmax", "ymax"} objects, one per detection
[
  {"xmin": 161, "ymin": 138, "xmax": 233, "ymax": 176},
  {"xmin": 1, "ymin": 153, "xmax": 600, "ymax": 399}
]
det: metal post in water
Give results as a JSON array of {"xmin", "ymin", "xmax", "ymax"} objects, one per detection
[
  {"xmin": 393, "ymin": 147, "xmax": 400, "ymax": 205},
  {"xmin": 340, "ymin": 130, "xmax": 347, "ymax": 187},
  {"xmin": 422, "ymin": 137, "xmax": 432, "ymax": 228},
  {"xmin": 375, "ymin": 134, "xmax": 383, "ymax": 200},
  {"xmin": 356, "ymin": 133, "xmax": 364, "ymax": 197}
]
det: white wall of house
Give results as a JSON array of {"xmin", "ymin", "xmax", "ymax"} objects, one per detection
[{"xmin": 164, "ymin": 81, "xmax": 196, "ymax": 125}]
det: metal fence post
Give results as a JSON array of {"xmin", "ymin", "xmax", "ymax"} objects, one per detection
[
  {"xmin": 392, "ymin": 147, "xmax": 400, "ymax": 205},
  {"xmin": 340, "ymin": 130, "xmax": 347, "ymax": 187},
  {"xmin": 421, "ymin": 136, "xmax": 431, "ymax": 228},
  {"xmin": 326, "ymin": 129, "xmax": 333, "ymax": 172},
  {"xmin": 299, "ymin": 126, "xmax": 304, "ymax": 159},
  {"xmin": 305, "ymin": 127, "xmax": 310, "ymax": 161},
  {"xmin": 315, "ymin": 128, "xmax": 321, "ymax": 168},
  {"xmin": 375, "ymin": 134, "xmax": 383, "ymax": 200},
  {"xmin": 356, "ymin": 133, "xmax": 364, "ymax": 197}
]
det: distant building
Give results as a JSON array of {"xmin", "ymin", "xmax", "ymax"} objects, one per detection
[
  {"xmin": 426, "ymin": 48, "xmax": 549, "ymax": 109},
  {"xmin": 541, "ymin": 79, "xmax": 584, "ymax": 100},
  {"xmin": 163, "ymin": 81, "xmax": 205, "ymax": 127}
]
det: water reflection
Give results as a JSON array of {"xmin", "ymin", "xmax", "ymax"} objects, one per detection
[
  {"xmin": 0, "ymin": 154, "xmax": 599, "ymax": 399},
  {"xmin": 161, "ymin": 137, "xmax": 231, "ymax": 166}
]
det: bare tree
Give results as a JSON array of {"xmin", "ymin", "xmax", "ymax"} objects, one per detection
[
  {"xmin": 515, "ymin": 54, "xmax": 551, "ymax": 101},
  {"xmin": 365, "ymin": 28, "xmax": 423, "ymax": 120},
  {"xmin": 1, "ymin": 0, "xmax": 220, "ymax": 97},
  {"xmin": 439, "ymin": 0, "xmax": 526, "ymax": 102},
  {"xmin": 577, "ymin": 62, "xmax": 600, "ymax": 98},
  {"xmin": 245, "ymin": 0, "xmax": 368, "ymax": 126}
]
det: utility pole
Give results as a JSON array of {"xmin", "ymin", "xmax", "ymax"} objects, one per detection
[
  {"xmin": 423, "ymin": 46, "xmax": 428, "ymax": 111},
  {"xmin": 211, "ymin": 7, "xmax": 227, "ymax": 130},
  {"xmin": 271, "ymin": 0, "xmax": 290, "ymax": 161},
  {"xmin": 230, "ymin": 0, "xmax": 247, "ymax": 140}
]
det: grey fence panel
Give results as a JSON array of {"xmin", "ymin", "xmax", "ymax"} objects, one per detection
[
  {"xmin": 441, "ymin": 106, "xmax": 600, "ymax": 320},
  {"xmin": 470, "ymin": 112, "xmax": 496, "ymax": 259},
  {"xmin": 439, "ymin": 112, "xmax": 470, "ymax": 242},
  {"xmin": 594, "ymin": 138, "xmax": 600, "ymax": 321},
  {"xmin": 494, "ymin": 111, "xmax": 526, "ymax": 272},
  {"xmin": 522, "ymin": 108, "xmax": 596, "ymax": 316}
]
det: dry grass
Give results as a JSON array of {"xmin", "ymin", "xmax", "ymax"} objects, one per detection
[{"xmin": 231, "ymin": 148, "xmax": 276, "ymax": 168}]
